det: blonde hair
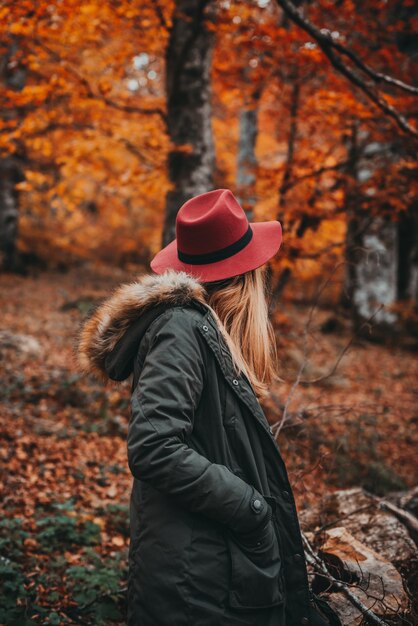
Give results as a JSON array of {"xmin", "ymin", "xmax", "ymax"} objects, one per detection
[{"xmin": 201, "ymin": 265, "xmax": 279, "ymax": 399}]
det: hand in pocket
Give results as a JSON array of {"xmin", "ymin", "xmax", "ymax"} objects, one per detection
[
  {"xmin": 233, "ymin": 506, "xmax": 274, "ymax": 550},
  {"xmin": 227, "ymin": 507, "xmax": 284, "ymax": 609}
]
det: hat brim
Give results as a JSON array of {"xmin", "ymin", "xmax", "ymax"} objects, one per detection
[{"xmin": 150, "ymin": 220, "xmax": 282, "ymax": 282}]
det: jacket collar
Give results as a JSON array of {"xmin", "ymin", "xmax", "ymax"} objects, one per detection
[
  {"xmin": 198, "ymin": 310, "xmax": 272, "ymax": 435},
  {"xmin": 77, "ymin": 269, "xmax": 209, "ymax": 381}
]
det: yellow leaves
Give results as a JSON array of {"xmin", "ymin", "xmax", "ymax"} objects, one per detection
[
  {"xmin": 29, "ymin": 137, "xmax": 43, "ymax": 152},
  {"xmin": 23, "ymin": 85, "xmax": 50, "ymax": 100},
  {"xmin": 115, "ymin": 5, "xmax": 138, "ymax": 19},
  {"xmin": 396, "ymin": 159, "xmax": 418, "ymax": 171},
  {"xmin": 27, "ymin": 137, "xmax": 53, "ymax": 159},
  {"xmin": 107, "ymin": 211, "xmax": 124, "ymax": 229},
  {"xmin": 41, "ymin": 142, "xmax": 53, "ymax": 158},
  {"xmin": 319, "ymin": 219, "xmax": 346, "ymax": 243},
  {"xmin": 331, "ymin": 189, "xmax": 344, "ymax": 204},
  {"xmin": 79, "ymin": 3, "xmax": 99, "ymax": 15},
  {"xmin": 299, "ymin": 45, "xmax": 323, "ymax": 64},
  {"xmin": 98, "ymin": 77, "xmax": 113, "ymax": 95},
  {"xmin": 9, "ymin": 20, "xmax": 31, "ymax": 36},
  {"xmin": 11, "ymin": 84, "xmax": 51, "ymax": 108},
  {"xmin": 49, "ymin": 73, "xmax": 68, "ymax": 89},
  {"xmin": 0, "ymin": 136, "xmax": 16, "ymax": 155},
  {"xmin": 16, "ymin": 180, "xmax": 33, "ymax": 191}
]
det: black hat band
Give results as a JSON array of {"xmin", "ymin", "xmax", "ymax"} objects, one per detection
[{"xmin": 177, "ymin": 224, "xmax": 253, "ymax": 265}]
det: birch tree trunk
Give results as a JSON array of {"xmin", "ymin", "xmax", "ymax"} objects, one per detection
[{"xmin": 342, "ymin": 125, "xmax": 399, "ymax": 331}]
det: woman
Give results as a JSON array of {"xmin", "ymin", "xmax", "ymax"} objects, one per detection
[{"xmin": 78, "ymin": 189, "xmax": 342, "ymax": 626}]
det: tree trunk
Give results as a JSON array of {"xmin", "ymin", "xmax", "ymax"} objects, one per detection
[
  {"xmin": 398, "ymin": 201, "xmax": 418, "ymax": 305},
  {"xmin": 352, "ymin": 216, "xmax": 399, "ymax": 328},
  {"xmin": 269, "ymin": 74, "xmax": 301, "ymax": 310},
  {"xmin": 0, "ymin": 158, "xmax": 23, "ymax": 271},
  {"xmin": 0, "ymin": 42, "xmax": 26, "ymax": 271},
  {"xmin": 236, "ymin": 89, "xmax": 261, "ymax": 221},
  {"xmin": 341, "ymin": 121, "xmax": 361, "ymax": 314},
  {"xmin": 342, "ymin": 125, "xmax": 399, "ymax": 331},
  {"xmin": 163, "ymin": 0, "xmax": 216, "ymax": 247}
]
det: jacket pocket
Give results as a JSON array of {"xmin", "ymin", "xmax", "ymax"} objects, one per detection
[{"xmin": 226, "ymin": 518, "xmax": 284, "ymax": 609}]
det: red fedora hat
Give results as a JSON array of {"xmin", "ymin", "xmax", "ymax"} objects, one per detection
[{"xmin": 150, "ymin": 188, "xmax": 282, "ymax": 282}]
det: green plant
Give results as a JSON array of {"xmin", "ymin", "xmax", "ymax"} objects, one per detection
[
  {"xmin": 36, "ymin": 501, "xmax": 101, "ymax": 552},
  {"xmin": 65, "ymin": 549, "xmax": 127, "ymax": 624}
]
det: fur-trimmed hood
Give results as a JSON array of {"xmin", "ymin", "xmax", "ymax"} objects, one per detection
[{"xmin": 77, "ymin": 269, "xmax": 210, "ymax": 382}]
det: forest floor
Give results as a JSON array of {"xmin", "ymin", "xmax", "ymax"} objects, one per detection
[{"xmin": 1, "ymin": 265, "xmax": 417, "ymax": 625}]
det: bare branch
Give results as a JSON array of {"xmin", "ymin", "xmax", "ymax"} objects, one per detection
[
  {"xmin": 270, "ymin": 260, "xmax": 389, "ymax": 438},
  {"xmin": 33, "ymin": 39, "xmax": 167, "ymax": 124},
  {"xmin": 379, "ymin": 500, "xmax": 418, "ymax": 538},
  {"xmin": 11, "ymin": 122, "xmax": 160, "ymax": 168},
  {"xmin": 280, "ymin": 160, "xmax": 350, "ymax": 194},
  {"xmin": 315, "ymin": 503, "xmax": 376, "ymax": 534},
  {"xmin": 324, "ymin": 34, "xmax": 418, "ymax": 95},
  {"xmin": 301, "ymin": 240, "xmax": 345, "ymax": 259},
  {"xmin": 273, "ymin": 0, "xmax": 418, "ymax": 137},
  {"xmin": 154, "ymin": 1, "xmax": 169, "ymax": 30},
  {"xmin": 302, "ymin": 532, "xmax": 391, "ymax": 625},
  {"xmin": 298, "ymin": 302, "xmax": 385, "ymax": 385}
]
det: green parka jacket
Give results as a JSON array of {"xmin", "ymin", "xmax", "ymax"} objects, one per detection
[{"xmin": 78, "ymin": 269, "xmax": 331, "ymax": 626}]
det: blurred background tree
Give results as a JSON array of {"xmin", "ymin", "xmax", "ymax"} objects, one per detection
[{"xmin": 1, "ymin": 0, "xmax": 417, "ymax": 333}]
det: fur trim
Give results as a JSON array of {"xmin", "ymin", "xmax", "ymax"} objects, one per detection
[{"xmin": 77, "ymin": 269, "xmax": 209, "ymax": 381}]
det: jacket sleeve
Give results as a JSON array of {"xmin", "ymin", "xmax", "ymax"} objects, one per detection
[{"xmin": 127, "ymin": 308, "xmax": 270, "ymax": 534}]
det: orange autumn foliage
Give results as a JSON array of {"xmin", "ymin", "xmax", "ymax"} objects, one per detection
[
  {"xmin": 1, "ymin": 0, "xmax": 174, "ymax": 263},
  {"xmin": 1, "ymin": 0, "xmax": 417, "ymax": 278}
]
